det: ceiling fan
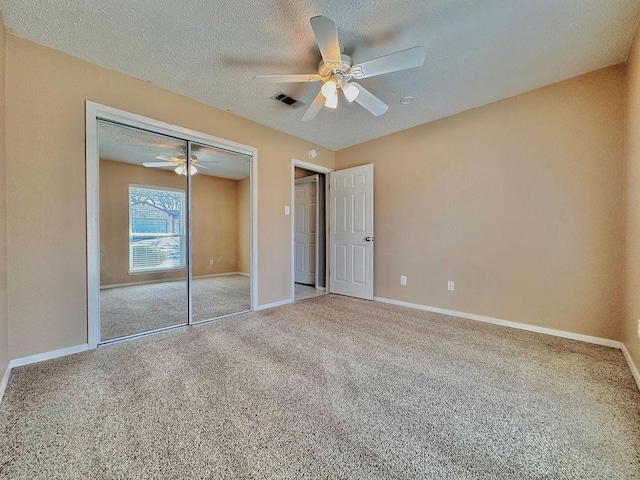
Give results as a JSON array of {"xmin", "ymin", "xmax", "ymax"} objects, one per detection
[
  {"xmin": 143, "ymin": 154, "xmax": 216, "ymax": 176},
  {"xmin": 253, "ymin": 15, "xmax": 426, "ymax": 121}
]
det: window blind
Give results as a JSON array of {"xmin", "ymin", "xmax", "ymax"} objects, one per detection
[{"xmin": 128, "ymin": 185, "xmax": 186, "ymax": 272}]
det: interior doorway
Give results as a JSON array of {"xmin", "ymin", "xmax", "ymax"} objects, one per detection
[{"xmin": 291, "ymin": 160, "xmax": 331, "ymax": 302}]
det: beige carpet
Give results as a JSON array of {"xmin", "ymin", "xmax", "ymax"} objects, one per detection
[
  {"xmin": 100, "ymin": 274, "xmax": 251, "ymax": 341},
  {"xmin": 2, "ymin": 295, "xmax": 639, "ymax": 479}
]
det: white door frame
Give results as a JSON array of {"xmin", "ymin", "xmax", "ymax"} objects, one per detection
[
  {"xmin": 86, "ymin": 101, "xmax": 259, "ymax": 349},
  {"xmin": 291, "ymin": 159, "xmax": 333, "ymax": 302}
]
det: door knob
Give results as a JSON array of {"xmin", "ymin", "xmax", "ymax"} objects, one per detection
[{"xmin": 365, "ymin": 236, "xmax": 374, "ymax": 242}]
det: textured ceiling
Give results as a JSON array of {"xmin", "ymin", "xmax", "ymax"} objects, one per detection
[
  {"xmin": 2, "ymin": 0, "xmax": 639, "ymax": 150},
  {"xmin": 98, "ymin": 121, "xmax": 251, "ymax": 180}
]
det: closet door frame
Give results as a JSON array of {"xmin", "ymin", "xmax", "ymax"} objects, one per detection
[{"xmin": 86, "ymin": 101, "xmax": 258, "ymax": 349}]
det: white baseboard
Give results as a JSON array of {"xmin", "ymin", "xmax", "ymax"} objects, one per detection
[
  {"xmin": 255, "ymin": 298, "xmax": 294, "ymax": 311},
  {"xmin": 101, "ymin": 276, "xmax": 185, "ymax": 289},
  {"xmin": 315, "ymin": 286, "xmax": 326, "ymax": 292},
  {"xmin": 621, "ymin": 343, "xmax": 640, "ymax": 392},
  {"xmin": 9, "ymin": 343, "xmax": 89, "ymax": 369},
  {"xmin": 374, "ymin": 297, "xmax": 621, "ymax": 349},
  {"xmin": 1, "ymin": 303, "xmax": 635, "ymax": 406},
  {"xmin": 101, "ymin": 272, "xmax": 247, "ymax": 290},
  {"xmin": 0, "ymin": 362, "xmax": 10, "ymax": 404},
  {"xmin": 0, "ymin": 343, "xmax": 89, "ymax": 404},
  {"xmin": 196, "ymin": 272, "xmax": 247, "ymax": 279}
]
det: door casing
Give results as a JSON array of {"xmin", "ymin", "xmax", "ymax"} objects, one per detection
[{"xmin": 291, "ymin": 159, "xmax": 332, "ymax": 301}]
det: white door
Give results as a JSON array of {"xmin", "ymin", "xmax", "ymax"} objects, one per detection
[
  {"xmin": 330, "ymin": 164, "xmax": 374, "ymax": 300},
  {"xmin": 294, "ymin": 178, "xmax": 317, "ymax": 285}
]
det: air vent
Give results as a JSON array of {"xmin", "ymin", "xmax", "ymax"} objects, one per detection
[{"xmin": 271, "ymin": 92, "xmax": 305, "ymax": 109}]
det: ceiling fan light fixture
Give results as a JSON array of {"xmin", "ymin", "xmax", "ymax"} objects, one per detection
[
  {"xmin": 253, "ymin": 16, "xmax": 425, "ymax": 121},
  {"xmin": 324, "ymin": 91, "xmax": 338, "ymax": 109},
  {"xmin": 321, "ymin": 79, "xmax": 338, "ymax": 98},
  {"xmin": 174, "ymin": 164, "xmax": 198, "ymax": 176},
  {"xmin": 343, "ymin": 82, "xmax": 360, "ymax": 102}
]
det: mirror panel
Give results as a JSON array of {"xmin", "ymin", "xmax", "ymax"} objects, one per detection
[
  {"xmin": 189, "ymin": 142, "xmax": 252, "ymax": 322},
  {"xmin": 98, "ymin": 120, "xmax": 189, "ymax": 341}
]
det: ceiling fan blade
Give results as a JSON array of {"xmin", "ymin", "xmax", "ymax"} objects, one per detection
[
  {"xmin": 350, "ymin": 46, "xmax": 426, "ymax": 79},
  {"xmin": 253, "ymin": 74, "xmax": 322, "ymax": 83},
  {"xmin": 143, "ymin": 162, "xmax": 175, "ymax": 167},
  {"xmin": 155, "ymin": 155, "xmax": 174, "ymax": 162},
  {"xmin": 310, "ymin": 16, "xmax": 342, "ymax": 69},
  {"xmin": 196, "ymin": 164, "xmax": 215, "ymax": 171},
  {"xmin": 353, "ymin": 84, "xmax": 389, "ymax": 116},
  {"xmin": 302, "ymin": 90, "xmax": 326, "ymax": 122}
]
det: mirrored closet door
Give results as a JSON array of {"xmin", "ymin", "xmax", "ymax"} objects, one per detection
[
  {"xmin": 97, "ymin": 120, "xmax": 252, "ymax": 344},
  {"xmin": 190, "ymin": 143, "xmax": 252, "ymax": 323}
]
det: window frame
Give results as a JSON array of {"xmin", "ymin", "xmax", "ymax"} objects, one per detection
[{"xmin": 127, "ymin": 183, "xmax": 187, "ymax": 274}]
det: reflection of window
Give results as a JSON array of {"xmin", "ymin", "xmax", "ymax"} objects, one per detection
[{"xmin": 128, "ymin": 185, "xmax": 185, "ymax": 273}]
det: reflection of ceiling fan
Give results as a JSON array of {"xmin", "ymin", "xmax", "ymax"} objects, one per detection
[
  {"xmin": 143, "ymin": 154, "xmax": 217, "ymax": 176},
  {"xmin": 253, "ymin": 15, "xmax": 426, "ymax": 121}
]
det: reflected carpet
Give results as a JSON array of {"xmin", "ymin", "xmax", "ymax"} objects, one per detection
[{"xmin": 100, "ymin": 274, "xmax": 250, "ymax": 341}]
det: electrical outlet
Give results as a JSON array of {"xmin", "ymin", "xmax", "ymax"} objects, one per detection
[
  {"xmin": 400, "ymin": 275, "xmax": 407, "ymax": 286},
  {"xmin": 284, "ymin": 205, "xmax": 290, "ymax": 215},
  {"xmin": 209, "ymin": 259, "xmax": 214, "ymax": 265},
  {"xmin": 447, "ymin": 281, "xmax": 455, "ymax": 291}
]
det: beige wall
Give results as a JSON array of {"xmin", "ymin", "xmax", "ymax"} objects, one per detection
[
  {"xmin": 5, "ymin": 35, "xmax": 333, "ymax": 359},
  {"xmin": 0, "ymin": 14, "xmax": 8, "ymax": 376},
  {"xmin": 100, "ymin": 160, "xmax": 242, "ymax": 286},
  {"xmin": 100, "ymin": 160, "xmax": 187, "ymax": 285},
  {"xmin": 625, "ymin": 26, "xmax": 640, "ymax": 372},
  {"xmin": 2, "ymin": 29, "xmax": 632, "ymax": 362},
  {"xmin": 191, "ymin": 171, "xmax": 240, "ymax": 277},
  {"xmin": 237, "ymin": 177, "xmax": 250, "ymax": 274},
  {"xmin": 336, "ymin": 66, "xmax": 626, "ymax": 340}
]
